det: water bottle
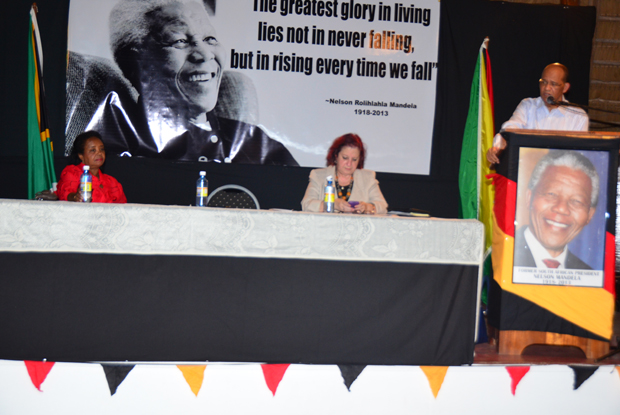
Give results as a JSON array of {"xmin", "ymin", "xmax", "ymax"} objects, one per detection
[
  {"xmin": 324, "ymin": 175, "xmax": 335, "ymax": 213},
  {"xmin": 196, "ymin": 171, "xmax": 208, "ymax": 207},
  {"xmin": 79, "ymin": 165, "xmax": 92, "ymax": 203}
]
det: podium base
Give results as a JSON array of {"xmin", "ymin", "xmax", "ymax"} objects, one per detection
[{"xmin": 498, "ymin": 330, "xmax": 609, "ymax": 360}]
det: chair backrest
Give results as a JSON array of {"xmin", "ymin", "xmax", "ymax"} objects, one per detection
[{"xmin": 206, "ymin": 185, "xmax": 260, "ymax": 209}]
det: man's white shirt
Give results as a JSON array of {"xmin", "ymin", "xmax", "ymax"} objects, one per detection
[{"xmin": 493, "ymin": 96, "xmax": 588, "ymax": 147}]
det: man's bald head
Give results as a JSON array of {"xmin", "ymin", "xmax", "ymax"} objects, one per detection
[
  {"xmin": 543, "ymin": 63, "xmax": 569, "ymax": 83},
  {"xmin": 539, "ymin": 63, "xmax": 571, "ymax": 108}
]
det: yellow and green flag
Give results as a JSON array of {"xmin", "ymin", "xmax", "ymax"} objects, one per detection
[
  {"xmin": 28, "ymin": 4, "xmax": 56, "ymax": 199},
  {"xmin": 458, "ymin": 38, "xmax": 495, "ymax": 255}
]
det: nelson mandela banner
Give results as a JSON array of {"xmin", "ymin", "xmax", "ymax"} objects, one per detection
[{"xmin": 67, "ymin": 0, "xmax": 440, "ymax": 174}]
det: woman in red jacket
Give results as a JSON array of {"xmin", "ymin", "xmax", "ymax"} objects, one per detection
[{"xmin": 57, "ymin": 131, "xmax": 127, "ymax": 203}]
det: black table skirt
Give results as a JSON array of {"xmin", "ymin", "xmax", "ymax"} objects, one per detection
[{"xmin": 0, "ymin": 252, "xmax": 478, "ymax": 365}]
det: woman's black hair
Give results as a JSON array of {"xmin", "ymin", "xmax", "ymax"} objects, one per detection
[{"xmin": 70, "ymin": 131, "xmax": 104, "ymax": 165}]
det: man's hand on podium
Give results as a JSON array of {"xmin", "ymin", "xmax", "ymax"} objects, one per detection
[
  {"xmin": 487, "ymin": 133, "xmax": 507, "ymax": 165},
  {"xmin": 487, "ymin": 147, "xmax": 502, "ymax": 165}
]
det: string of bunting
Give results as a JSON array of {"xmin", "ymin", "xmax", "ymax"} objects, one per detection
[{"xmin": 21, "ymin": 361, "xmax": 618, "ymax": 398}]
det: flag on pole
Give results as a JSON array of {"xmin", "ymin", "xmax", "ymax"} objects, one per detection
[
  {"xmin": 28, "ymin": 4, "xmax": 57, "ymax": 199},
  {"xmin": 458, "ymin": 37, "xmax": 495, "ymax": 255}
]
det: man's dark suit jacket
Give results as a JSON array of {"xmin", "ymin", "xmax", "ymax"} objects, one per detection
[{"xmin": 513, "ymin": 227, "xmax": 591, "ymax": 270}]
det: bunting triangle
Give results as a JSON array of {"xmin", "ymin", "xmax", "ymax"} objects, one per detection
[
  {"xmin": 420, "ymin": 366, "xmax": 448, "ymax": 398},
  {"xmin": 338, "ymin": 365, "xmax": 366, "ymax": 391},
  {"xmin": 569, "ymin": 366, "xmax": 598, "ymax": 390},
  {"xmin": 102, "ymin": 364, "xmax": 135, "ymax": 396},
  {"xmin": 506, "ymin": 366, "xmax": 530, "ymax": 395},
  {"xmin": 261, "ymin": 364, "xmax": 290, "ymax": 396},
  {"xmin": 177, "ymin": 365, "xmax": 207, "ymax": 397},
  {"xmin": 24, "ymin": 360, "xmax": 55, "ymax": 391}
]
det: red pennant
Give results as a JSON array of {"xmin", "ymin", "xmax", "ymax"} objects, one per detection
[
  {"xmin": 261, "ymin": 364, "xmax": 290, "ymax": 396},
  {"xmin": 24, "ymin": 360, "xmax": 55, "ymax": 391},
  {"xmin": 506, "ymin": 366, "xmax": 530, "ymax": 395}
]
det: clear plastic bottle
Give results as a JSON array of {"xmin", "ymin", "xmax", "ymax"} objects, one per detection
[
  {"xmin": 324, "ymin": 175, "xmax": 335, "ymax": 213},
  {"xmin": 196, "ymin": 171, "xmax": 208, "ymax": 207},
  {"xmin": 79, "ymin": 165, "xmax": 92, "ymax": 203}
]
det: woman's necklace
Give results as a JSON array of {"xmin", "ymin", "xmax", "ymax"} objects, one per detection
[{"xmin": 335, "ymin": 174, "xmax": 353, "ymax": 201}]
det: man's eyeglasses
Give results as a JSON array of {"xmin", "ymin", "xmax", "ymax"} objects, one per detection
[{"xmin": 539, "ymin": 79, "xmax": 563, "ymax": 89}]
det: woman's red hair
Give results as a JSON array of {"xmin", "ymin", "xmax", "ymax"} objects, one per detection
[{"xmin": 326, "ymin": 133, "xmax": 366, "ymax": 169}]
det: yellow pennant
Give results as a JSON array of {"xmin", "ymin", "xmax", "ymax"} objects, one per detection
[
  {"xmin": 420, "ymin": 366, "xmax": 448, "ymax": 398},
  {"xmin": 177, "ymin": 365, "xmax": 207, "ymax": 396}
]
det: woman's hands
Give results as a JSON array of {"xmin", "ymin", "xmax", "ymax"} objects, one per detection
[
  {"xmin": 68, "ymin": 191, "xmax": 83, "ymax": 202},
  {"xmin": 335, "ymin": 198, "xmax": 354, "ymax": 213},
  {"xmin": 332, "ymin": 199, "xmax": 376, "ymax": 214},
  {"xmin": 354, "ymin": 201, "xmax": 376, "ymax": 214}
]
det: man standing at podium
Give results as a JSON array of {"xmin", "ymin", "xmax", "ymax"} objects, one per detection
[
  {"xmin": 514, "ymin": 150, "xmax": 598, "ymax": 270},
  {"xmin": 487, "ymin": 63, "xmax": 589, "ymax": 164}
]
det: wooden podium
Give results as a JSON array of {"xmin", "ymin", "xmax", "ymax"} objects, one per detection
[{"xmin": 488, "ymin": 130, "xmax": 620, "ymax": 359}]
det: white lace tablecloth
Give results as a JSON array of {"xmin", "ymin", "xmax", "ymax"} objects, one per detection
[{"xmin": 0, "ymin": 199, "xmax": 484, "ymax": 265}]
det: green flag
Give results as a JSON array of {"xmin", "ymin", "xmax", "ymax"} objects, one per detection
[
  {"xmin": 458, "ymin": 38, "xmax": 495, "ymax": 253},
  {"xmin": 28, "ymin": 5, "xmax": 56, "ymax": 199}
]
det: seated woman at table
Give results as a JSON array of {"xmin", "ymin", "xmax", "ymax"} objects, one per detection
[
  {"xmin": 57, "ymin": 131, "xmax": 127, "ymax": 203},
  {"xmin": 301, "ymin": 133, "xmax": 388, "ymax": 214}
]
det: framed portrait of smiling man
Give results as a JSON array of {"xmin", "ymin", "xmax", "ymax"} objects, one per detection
[
  {"xmin": 512, "ymin": 147, "xmax": 608, "ymax": 287},
  {"xmin": 488, "ymin": 130, "xmax": 620, "ymax": 350}
]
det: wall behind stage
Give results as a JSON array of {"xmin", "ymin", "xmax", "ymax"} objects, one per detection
[{"xmin": 0, "ymin": 0, "xmax": 595, "ymax": 216}]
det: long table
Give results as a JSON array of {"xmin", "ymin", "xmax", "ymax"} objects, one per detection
[{"xmin": 0, "ymin": 199, "xmax": 484, "ymax": 365}]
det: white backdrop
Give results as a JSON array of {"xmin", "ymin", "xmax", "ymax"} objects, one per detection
[{"xmin": 68, "ymin": 0, "xmax": 440, "ymax": 174}]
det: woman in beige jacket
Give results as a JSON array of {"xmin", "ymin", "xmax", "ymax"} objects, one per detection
[{"xmin": 301, "ymin": 133, "xmax": 388, "ymax": 214}]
